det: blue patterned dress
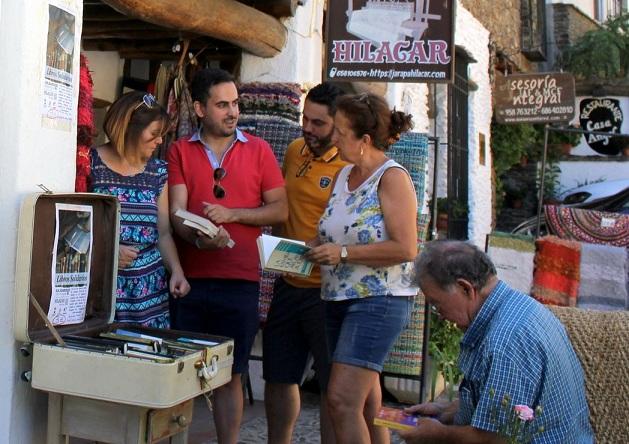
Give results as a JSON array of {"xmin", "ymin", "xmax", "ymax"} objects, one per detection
[{"xmin": 90, "ymin": 148, "xmax": 170, "ymax": 328}]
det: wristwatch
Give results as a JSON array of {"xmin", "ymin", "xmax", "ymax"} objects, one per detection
[{"xmin": 340, "ymin": 245, "xmax": 349, "ymax": 263}]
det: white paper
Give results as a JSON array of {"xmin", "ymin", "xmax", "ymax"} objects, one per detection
[
  {"xmin": 41, "ymin": 3, "xmax": 77, "ymax": 131},
  {"xmin": 48, "ymin": 203, "xmax": 93, "ymax": 325}
]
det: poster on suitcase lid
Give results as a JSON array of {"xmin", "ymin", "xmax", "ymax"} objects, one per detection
[
  {"xmin": 324, "ymin": 0, "xmax": 454, "ymax": 83},
  {"xmin": 49, "ymin": 203, "xmax": 93, "ymax": 325}
]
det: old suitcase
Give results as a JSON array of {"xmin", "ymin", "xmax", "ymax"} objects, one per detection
[{"xmin": 14, "ymin": 192, "xmax": 234, "ymax": 409}]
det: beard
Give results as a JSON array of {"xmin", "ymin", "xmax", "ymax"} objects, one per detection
[
  {"xmin": 202, "ymin": 116, "xmax": 237, "ymax": 138},
  {"xmin": 303, "ymin": 130, "xmax": 333, "ymax": 154}
]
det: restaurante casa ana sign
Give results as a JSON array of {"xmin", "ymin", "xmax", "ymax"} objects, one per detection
[{"xmin": 494, "ymin": 73, "xmax": 576, "ymax": 124}]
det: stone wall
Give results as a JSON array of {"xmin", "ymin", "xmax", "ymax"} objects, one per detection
[
  {"xmin": 553, "ymin": 3, "xmax": 600, "ymax": 55},
  {"xmin": 460, "ymin": 0, "xmax": 532, "ymax": 72}
]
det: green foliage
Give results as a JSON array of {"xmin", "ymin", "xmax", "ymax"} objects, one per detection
[
  {"xmin": 491, "ymin": 123, "xmax": 538, "ymax": 177},
  {"xmin": 536, "ymin": 163, "xmax": 562, "ymax": 201},
  {"xmin": 428, "ymin": 309, "xmax": 463, "ymax": 401},
  {"xmin": 563, "ymin": 13, "xmax": 629, "ymax": 81}
]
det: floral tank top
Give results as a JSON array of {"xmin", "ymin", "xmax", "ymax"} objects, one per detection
[{"xmin": 318, "ymin": 159, "xmax": 418, "ymax": 301}]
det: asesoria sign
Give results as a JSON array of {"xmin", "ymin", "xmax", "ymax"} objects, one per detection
[
  {"xmin": 325, "ymin": 0, "xmax": 455, "ymax": 83},
  {"xmin": 494, "ymin": 72, "xmax": 576, "ymax": 124}
]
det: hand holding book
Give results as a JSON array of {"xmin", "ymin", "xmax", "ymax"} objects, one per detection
[
  {"xmin": 175, "ymin": 209, "xmax": 235, "ymax": 248},
  {"xmin": 257, "ymin": 234, "xmax": 314, "ymax": 277}
]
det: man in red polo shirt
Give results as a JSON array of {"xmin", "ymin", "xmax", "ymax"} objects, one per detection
[{"xmin": 168, "ymin": 68, "xmax": 287, "ymax": 444}]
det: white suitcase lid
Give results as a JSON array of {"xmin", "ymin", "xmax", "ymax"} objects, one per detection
[{"xmin": 14, "ymin": 192, "xmax": 120, "ymax": 343}]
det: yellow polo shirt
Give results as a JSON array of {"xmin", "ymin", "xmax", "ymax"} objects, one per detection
[{"xmin": 280, "ymin": 138, "xmax": 348, "ymax": 288}]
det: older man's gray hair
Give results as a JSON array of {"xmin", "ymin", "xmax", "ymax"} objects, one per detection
[{"xmin": 414, "ymin": 241, "xmax": 496, "ymax": 291}]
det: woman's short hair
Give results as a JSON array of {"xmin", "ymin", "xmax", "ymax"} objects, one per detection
[
  {"xmin": 103, "ymin": 91, "xmax": 169, "ymax": 157},
  {"xmin": 335, "ymin": 93, "xmax": 413, "ymax": 151}
]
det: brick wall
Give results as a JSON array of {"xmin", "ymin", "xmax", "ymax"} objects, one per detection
[{"xmin": 553, "ymin": 3, "xmax": 600, "ymax": 54}]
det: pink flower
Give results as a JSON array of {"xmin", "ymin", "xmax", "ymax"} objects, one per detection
[{"xmin": 514, "ymin": 405, "xmax": 535, "ymax": 421}]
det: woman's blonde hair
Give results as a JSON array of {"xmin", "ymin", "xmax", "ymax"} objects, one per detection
[{"xmin": 103, "ymin": 91, "xmax": 169, "ymax": 157}]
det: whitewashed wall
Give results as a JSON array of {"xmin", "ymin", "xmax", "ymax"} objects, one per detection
[
  {"xmin": 240, "ymin": 0, "xmax": 324, "ymax": 86},
  {"xmin": 455, "ymin": 4, "xmax": 493, "ymax": 247},
  {"xmin": 0, "ymin": 1, "xmax": 82, "ymax": 442}
]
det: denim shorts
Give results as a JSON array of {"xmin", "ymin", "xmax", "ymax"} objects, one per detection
[
  {"xmin": 263, "ymin": 278, "xmax": 331, "ymax": 389},
  {"xmin": 325, "ymin": 295, "xmax": 414, "ymax": 372},
  {"xmin": 172, "ymin": 278, "xmax": 260, "ymax": 375}
]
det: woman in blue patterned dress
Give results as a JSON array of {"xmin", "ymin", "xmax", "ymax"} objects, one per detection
[
  {"xmin": 306, "ymin": 93, "xmax": 418, "ymax": 444},
  {"xmin": 90, "ymin": 91, "xmax": 190, "ymax": 328}
]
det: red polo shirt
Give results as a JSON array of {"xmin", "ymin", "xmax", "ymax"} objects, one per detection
[{"xmin": 168, "ymin": 131, "xmax": 284, "ymax": 282}]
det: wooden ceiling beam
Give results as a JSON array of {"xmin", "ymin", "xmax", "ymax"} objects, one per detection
[
  {"xmin": 83, "ymin": 4, "xmax": 131, "ymax": 21},
  {"xmin": 102, "ymin": 0, "xmax": 286, "ymax": 58}
]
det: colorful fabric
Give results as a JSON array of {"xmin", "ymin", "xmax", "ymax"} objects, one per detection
[
  {"xmin": 531, "ymin": 236, "xmax": 581, "ymax": 307},
  {"xmin": 383, "ymin": 291, "xmax": 426, "ymax": 375},
  {"xmin": 76, "ymin": 54, "xmax": 94, "ymax": 192},
  {"xmin": 577, "ymin": 242, "xmax": 629, "ymax": 311},
  {"xmin": 456, "ymin": 281, "xmax": 593, "ymax": 442},
  {"xmin": 281, "ymin": 138, "xmax": 348, "ymax": 288},
  {"xmin": 238, "ymin": 82, "xmax": 302, "ymax": 123},
  {"xmin": 319, "ymin": 160, "xmax": 419, "ymax": 301},
  {"xmin": 545, "ymin": 205, "xmax": 629, "ymax": 247},
  {"xmin": 388, "ymin": 132, "xmax": 429, "ymax": 211},
  {"xmin": 90, "ymin": 148, "xmax": 170, "ymax": 329},
  {"xmin": 167, "ymin": 132, "xmax": 285, "ymax": 282},
  {"xmin": 487, "ymin": 232, "xmax": 536, "ymax": 295}
]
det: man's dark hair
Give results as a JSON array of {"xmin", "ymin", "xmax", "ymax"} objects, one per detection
[
  {"xmin": 190, "ymin": 68, "xmax": 235, "ymax": 104},
  {"xmin": 305, "ymin": 82, "xmax": 346, "ymax": 116},
  {"xmin": 414, "ymin": 241, "xmax": 496, "ymax": 291}
]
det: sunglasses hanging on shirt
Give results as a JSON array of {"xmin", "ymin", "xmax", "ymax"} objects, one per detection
[{"xmin": 213, "ymin": 167, "xmax": 227, "ymax": 199}]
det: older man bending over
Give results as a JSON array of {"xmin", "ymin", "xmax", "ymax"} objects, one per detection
[{"xmin": 399, "ymin": 241, "xmax": 593, "ymax": 444}]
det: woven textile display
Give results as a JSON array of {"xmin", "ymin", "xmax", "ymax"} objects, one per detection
[
  {"xmin": 545, "ymin": 205, "xmax": 629, "ymax": 247},
  {"xmin": 577, "ymin": 242, "xmax": 629, "ymax": 311},
  {"xmin": 486, "ymin": 232, "xmax": 536, "ymax": 294},
  {"xmin": 383, "ymin": 214, "xmax": 430, "ymax": 376},
  {"xmin": 549, "ymin": 306, "xmax": 629, "ymax": 442},
  {"xmin": 531, "ymin": 236, "xmax": 581, "ymax": 307},
  {"xmin": 237, "ymin": 83, "xmax": 303, "ymax": 323},
  {"xmin": 388, "ymin": 132, "xmax": 429, "ymax": 209}
]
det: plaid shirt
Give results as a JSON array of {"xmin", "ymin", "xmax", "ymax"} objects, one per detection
[{"xmin": 455, "ymin": 281, "xmax": 593, "ymax": 443}]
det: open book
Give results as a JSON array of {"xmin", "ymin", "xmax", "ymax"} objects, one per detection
[
  {"xmin": 256, "ymin": 234, "xmax": 313, "ymax": 277},
  {"xmin": 373, "ymin": 406, "xmax": 419, "ymax": 431},
  {"xmin": 174, "ymin": 209, "xmax": 235, "ymax": 249}
]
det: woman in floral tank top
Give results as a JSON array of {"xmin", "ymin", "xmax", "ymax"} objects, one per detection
[{"xmin": 306, "ymin": 93, "xmax": 419, "ymax": 443}]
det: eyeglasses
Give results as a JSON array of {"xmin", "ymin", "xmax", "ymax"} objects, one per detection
[
  {"xmin": 133, "ymin": 93, "xmax": 158, "ymax": 111},
  {"xmin": 213, "ymin": 167, "xmax": 226, "ymax": 199}
]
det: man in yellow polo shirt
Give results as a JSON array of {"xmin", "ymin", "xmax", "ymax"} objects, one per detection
[{"xmin": 263, "ymin": 82, "xmax": 347, "ymax": 444}]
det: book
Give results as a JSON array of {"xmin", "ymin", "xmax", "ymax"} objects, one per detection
[
  {"xmin": 174, "ymin": 209, "xmax": 235, "ymax": 248},
  {"xmin": 256, "ymin": 234, "xmax": 314, "ymax": 277},
  {"xmin": 373, "ymin": 406, "xmax": 419, "ymax": 431}
]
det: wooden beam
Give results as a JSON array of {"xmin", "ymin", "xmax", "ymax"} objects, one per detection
[
  {"xmin": 102, "ymin": 0, "xmax": 286, "ymax": 58},
  {"xmin": 83, "ymin": 4, "xmax": 131, "ymax": 21}
]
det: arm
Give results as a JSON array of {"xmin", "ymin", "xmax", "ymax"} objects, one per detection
[
  {"xmin": 398, "ymin": 420, "xmax": 502, "ymax": 444},
  {"xmin": 202, "ymin": 186, "xmax": 288, "ymax": 227},
  {"xmin": 157, "ymin": 184, "xmax": 190, "ymax": 298},
  {"xmin": 306, "ymin": 168, "xmax": 417, "ymax": 267}
]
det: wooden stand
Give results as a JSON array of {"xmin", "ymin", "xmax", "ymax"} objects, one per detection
[{"xmin": 46, "ymin": 393, "xmax": 193, "ymax": 444}]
